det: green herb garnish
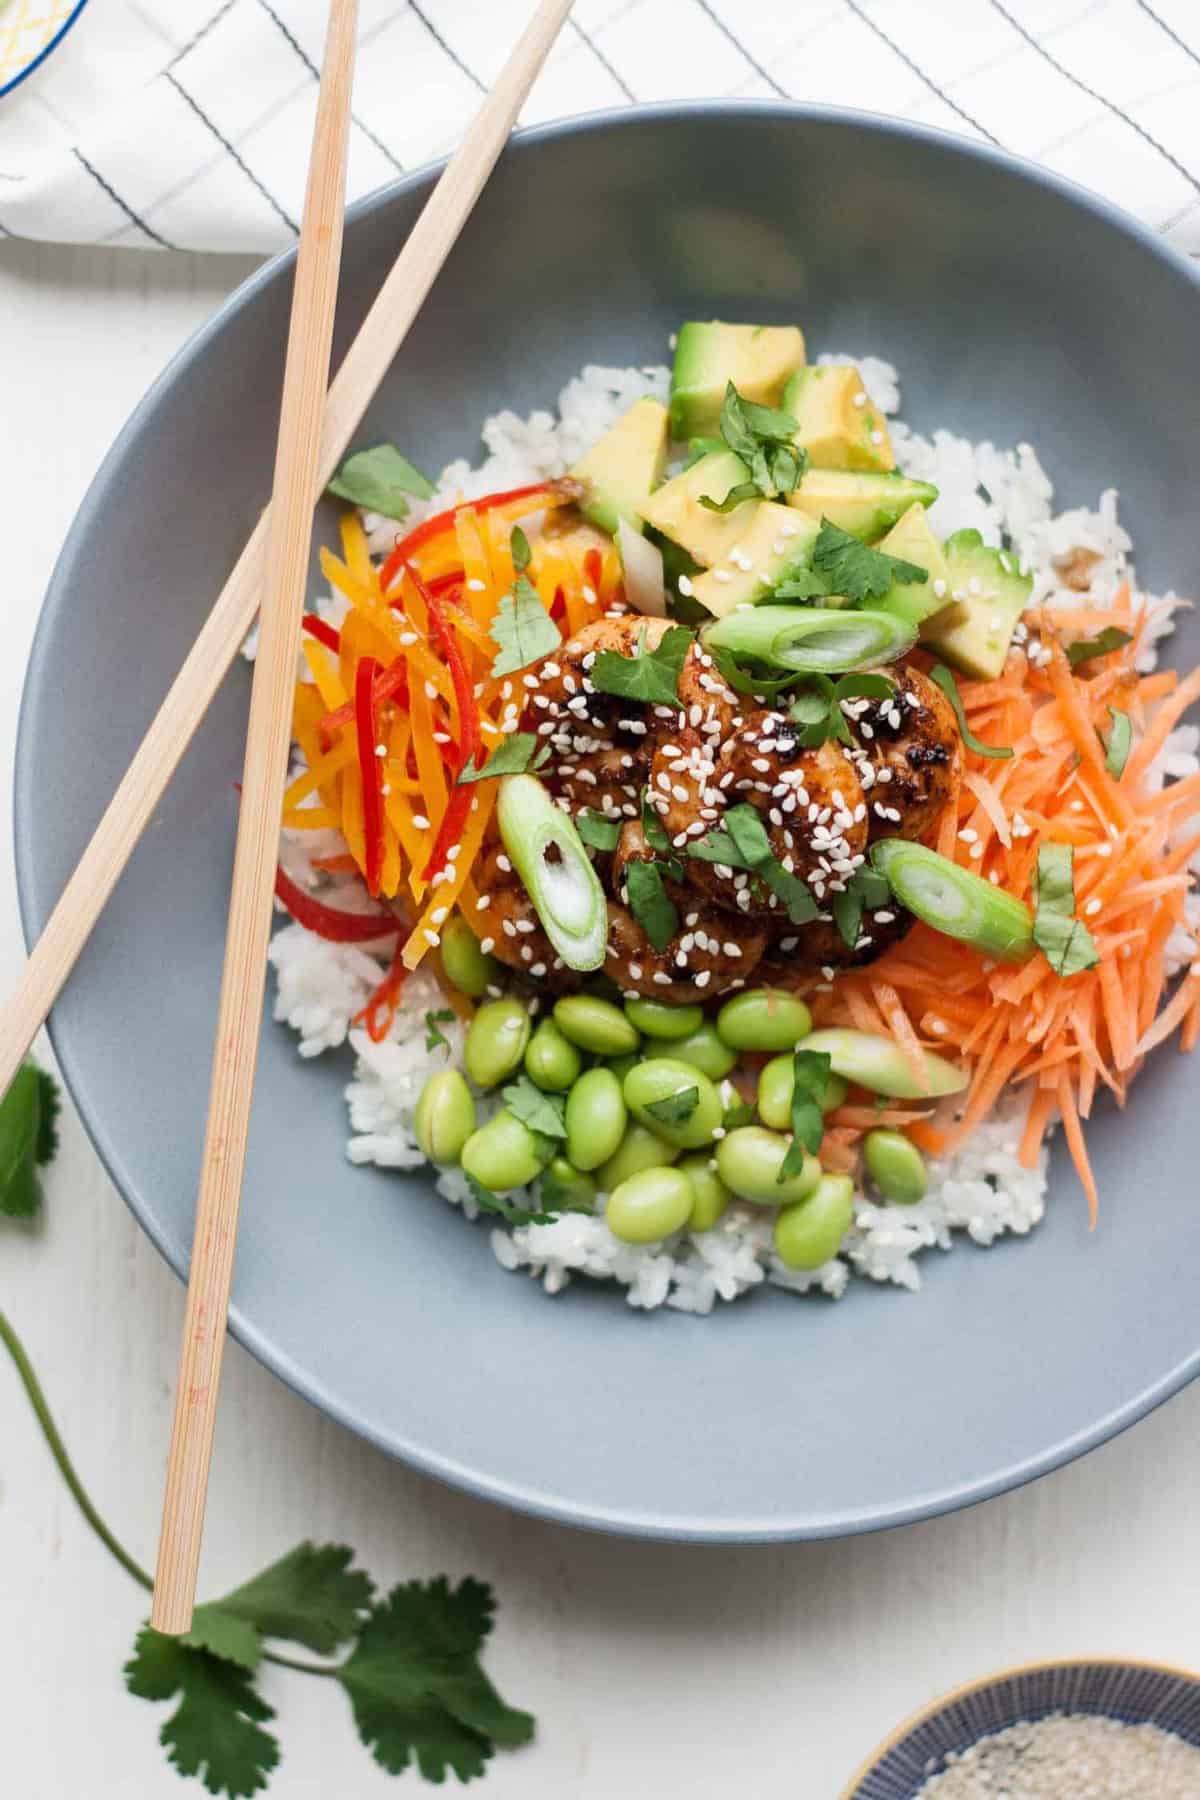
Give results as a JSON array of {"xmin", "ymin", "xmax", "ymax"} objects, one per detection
[
  {"xmin": 327, "ymin": 444, "xmax": 435, "ymax": 519},
  {"xmin": 645, "ymin": 1087, "xmax": 700, "ymax": 1127},
  {"xmin": 811, "ymin": 517, "xmax": 927, "ymax": 603},
  {"xmin": 1103, "ymin": 706, "xmax": 1132, "ymax": 778},
  {"xmin": 509, "ymin": 524, "xmax": 532, "ymax": 572},
  {"xmin": 457, "ymin": 732, "xmax": 549, "ymax": 784},
  {"xmin": 688, "ymin": 803, "xmax": 818, "ymax": 926},
  {"xmin": 928, "ymin": 662, "xmax": 1013, "ymax": 760},
  {"xmin": 464, "ymin": 1172, "xmax": 575, "ymax": 1228},
  {"xmin": 1065, "ymin": 627, "xmax": 1133, "ymax": 668},
  {"xmin": 424, "ymin": 1009, "xmax": 455, "ymax": 1054},
  {"xmin": 707, "ymin": 643, "xmax": 801, "ymax": 700},
  {"xmin": 625, "ymin": 859, "xmax": 680, "ymax": 951},
  {"xmin": 698, "ymin": 382, "xmax": 807, "ymax": 512},
  {"xmin": 788, "ymin": 671, "xmax": 896, "ymax": 749},
  {"xmin": 590, "ymin": 624, "xmax": 693, "ymax": 708},
  {"xmin": 1032, "ymin": 842, "xmax": 1099, "ymax": 977},
  {"xmin": 489, "ymin": 576, "xmax": 561, "ymax": 678},
  {"xmin": 501, "ymin": 1073, "xmax": 568, "ymax": 1140},
  {"xmin": 779, "ymin": 1049, "xmax": 832, "ymax": 1179},
  {"xmin": 830, "ymin": 866, "xmax": 891, "ymax": 950},
  {"xmin": 576, "ymin": 809, "xmax": 622, "ymax": 852}
]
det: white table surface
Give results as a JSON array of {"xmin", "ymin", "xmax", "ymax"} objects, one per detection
[{"xmin": 2, "ymin": 236, "xmax": 1199, "ymax": 1800}]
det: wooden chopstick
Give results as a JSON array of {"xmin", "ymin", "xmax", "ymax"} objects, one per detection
[
  {"xmin": 0, "ymin": 0, "xmax": 575, "ymax": 1106},
  {"xmin": 149, "ymin": 0, "xmax": 361, "ymax": 1636}
]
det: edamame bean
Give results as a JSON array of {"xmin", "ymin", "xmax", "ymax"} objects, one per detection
[
  {"xmin": 800, "ymin": 1028, "xmax": 967, "ymax": 1100},
  {"xmin": 757, "ymin": 1055, "xmax": 848, "ymax": 1132},
  {"xmin": 864, "ymin": 1129, "xmax": 928, "ymax": 1204},
  {"xmin": 646, "ymin": 1022, "xmax": 736, "ymax": 1080},
  {"xmin": 715, "ymin": 1127, "xmax": 821, "ymax": 1205},
  {"xmin": 564, "ymin": 1067, "xmax": 627, "ymax": 1171},
  {"xmin": 716, "ymin": 988, "xmax": 813, "ymax": 1053},
  {"xmin": 543, "ymin": 1156, "xmax": 596, "ymax": 1213},
  {"xmin": 624, "ymin": 997, "xmax": 705, "ymax": 1040},
  {"xmin": 413, "ymin": 1070, "xmax": 476, "ymax": 1166},
  {"xmin": 678, "ymin": 1153, "xmax": 730, "ymax": 1232},
  {"xmin": 605, "ymin": 1167, "xmax": 694, "ymax": 1244},
  {"xmin": 596, "ymin": 1124, "xmax": 680, "ymax": 1192},
  {"xmin": 460, "ymin": 1110, "xmax": 548, "ymax": 1191},
  {"xmin": 553, "ymin": 994, "xmax": 640, "ymax": 1057},
  {"xmin": 439, "ymin": 915, "xmax": 501, "ymax": 998},
  {"xmin": 464, "ymin": 997, "xmax": 531, "ymax": 1089},
  {"xmin": 524, "ymin": 1019, "xmax": 582, "ymax": 1092},
  {"xmin": 604, "ymin": 1052, "xmax": 640, "ymax": 1083},
  {"xmin": 774, "ymin": 1172, "xmax": 855, "ymax": 1269},
  {"xmin": 624, "ymin": 1059, "xmax": 723, "ymax": 1150}
]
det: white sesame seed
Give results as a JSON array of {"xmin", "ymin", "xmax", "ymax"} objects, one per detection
[
  {"xmin": 423, "ymin": 929, "xmax": 440, "ymax": 946},
  {"xmin": 412, "ymin": 813, "xmax": 431, "ymax": 830}
]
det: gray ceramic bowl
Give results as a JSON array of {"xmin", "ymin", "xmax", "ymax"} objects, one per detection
[{"xmin": 16, "ymin": 105, "xmax": 1200, "ymax": 1540}]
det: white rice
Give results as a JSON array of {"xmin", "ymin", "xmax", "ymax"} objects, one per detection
[{"xmin": 268, "ymin": 350, "xmax": 1200, "ymax": 1311}]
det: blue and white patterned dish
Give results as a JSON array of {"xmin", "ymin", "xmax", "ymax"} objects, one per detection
[
  {"xmin": 0, "ymin": 0, "xmax": 90, "ymax": 100},
  {"xmin": 843, "ymin": 1658, "xmax": 1200, "ymax": 1798}
]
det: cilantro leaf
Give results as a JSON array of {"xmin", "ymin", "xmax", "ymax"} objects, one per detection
[
  {"xmin": 0, "ymin": 1061, "xmax": 61, "ymax": 1220},
  {"xmin": 1065, "ymin": 627, "xmax": 1132, "ymax": 668},
  {"xmin": 928, "ymin": 663, "xmax": 1013, "ymax": 760},
  {"xmin": 576, "ymin": 809, "xmax": 622, "ymax": 852},
  {"xmin": 625, "ymin": 859, "xmax": 679, "ymax": 951},
  {"xmin": 457, "ymin": 731, "xmax": 548, "ymax": 784},
  {"xmin": 186, "ymin": 1543, "xmax": 374, "ymax": 1671},
  {"xmin": 425, "ymin": 1009, "xmax": 455, "ymax": 1055},
  {"xmin": 509, "ymin": 524, "xmax": 531, "ymax": 572},
  {"xmin": 788, "ymin": 672, "xmax": 896, "ymax": 749},
  {"xmin": 1103, "ymin": 706, "xmax": 1132, "ymax": 778},
  {"xmin": 812, "ymin": 517, "xmax": 927, "ymax": 603},
  {"xmin": 831, "ymin": 867, "xmax": 892, "ymax": 951},
  {"xmin": 698, "ymin": 383, "xmax": 806, "ymax": 512},
  {"xmin": 645, "ymin": 1087, "xmax": 700, "ymax": 1127},
  {"xmin": 327, "ymin": 444, "xmax": 434, "ymax": 520},
  {"xmin": 464, "ymin": 1173, "xmax": 570, "ymax": 1228},
  {"xmin": 779, "ymin": 1049, "xmax": 832, "ymax": 1179},
  {"xmin": 489, "ymin": 576, "xmax": 560, "ymax": 678},
  {"xmin": 125, "ymin": 1631, "xmax": 279, "ymax": 1799},
  {"xmin": 501, "ymin": 1074, "xmax": 568, "ymax": 1140},
  {"xmin": 1032, "ymin": 842, "xmax": 1099, "ymax": 977},
  {"xmin": 590, "ymin": 624, "xmax": 693, "ymax": 708},
  {"xmin": 721, "ymin": 1098, "xmax": 756, "ymax": 1129},
  {"xmin": 769, "ymin": 565, "xmax": 831, "ymax": 603},
  {"xmin": 337, "ymin": 1578, "xmax": 534, "ymax": 1783}
]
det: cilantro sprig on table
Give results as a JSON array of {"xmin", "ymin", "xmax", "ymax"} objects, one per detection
[{"xmin": 1, "ymin": 1063, "xmax": 536, "ymax": 1797}]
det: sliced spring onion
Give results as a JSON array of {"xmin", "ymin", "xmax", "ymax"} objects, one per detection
[
  {"xmin": 703, "ymin": 606, "xmax": 916, "ymax": 674},
  {"xmin": 799, "ymin": 1028, "xmax": 967, "ymax": 1100},
  {"xmin": 870, "ymin": 838, "xmax": 1033, "ymax": 963},
  {"xmin": 616, "ymin": 518, "xmax": 668, "ymax": 618},
  {"xmin": 497, "ymin": 774, "xmax": 608, "ymax": 972}
]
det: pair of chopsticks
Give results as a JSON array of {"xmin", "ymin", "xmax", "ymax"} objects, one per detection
[{"xmin": 0, "ymin": 0, "xmax": 575, "ymax": 1635}]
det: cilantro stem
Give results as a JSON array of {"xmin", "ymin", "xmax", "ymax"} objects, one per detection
[
  {"xmin": 1, "ymin": 1306, "xmax": 368, "ymax": 1679},
  {"xmin": 0, "ymin": 1307, "xmax": 152, "ymax": 1591}
]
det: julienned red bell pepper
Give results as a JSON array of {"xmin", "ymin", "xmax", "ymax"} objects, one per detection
[
  {"xmin": 353, "ymin": 932, "xmax": 410, "ymax": 1042},
  {"xmin": 583, "ymin": 546, "xmax": 603, "ymax": 599},
  {"xmin": 379, "ymin": 481, "xmax": 554, "ymax": 595},
  {"xmin": 318, "ymin": 656, "xmax": 409, "ymax": 738},
  {"xmin": 274, "ymin": 863, "xmax": 400, "ymax": 942},
  {"xmin": 302, "ymin": 613, "xmax": 341, "ymax": 652},
  {"xmin": 412, "ymin": 571, "xmax": 480, "ymax": 777},
  {"xmin": 355, "ymin": 655, "xmax": 386, "ymax": 898},
  {"xmin": 422, "ymin": 784, "xmax": 473, "ymax": 884}
]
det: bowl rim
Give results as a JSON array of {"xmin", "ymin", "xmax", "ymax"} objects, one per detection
[
  {"xmin": 15, "ymin": 100, "xmax": 1200, "ymax": 1541},
  {"xmin": 839, "ymin": 1653, "xmax": 1200, "ymax": 1796}
]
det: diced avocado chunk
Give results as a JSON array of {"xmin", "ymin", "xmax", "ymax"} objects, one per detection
[
  {"xmin": 788, "ymin": 468, "xmax": 938, "ymax": 541},
  {"xmin": 640, "ymin": 449, "xmax": 756, "ymax": 566},
  {"xmin": 782, "ymin": 365, "xmax": 895, "ymax": 471},
  {"xmin": 872, "ymin": 505, "xmax": 952, "ymax": 631},
  {"xmin": 670, "ymin": 321, "xmax": 806, "ymax": 438},
  {"xmin": 570, "ymin": 397, "xmax": 669, "ymax": 535},
  {"xmin": 689, "ymin": 505, "xmax": 820, "ymax": 619},
  {"xmin": 920, "ymin": 529, "xmax": 1032, "ymax": 680},
  {"xmin": 684, "ymin": 435, "xmax": 726, "ymax": 469}
]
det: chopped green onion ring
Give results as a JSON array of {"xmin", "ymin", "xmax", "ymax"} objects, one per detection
[
  {"xmin": 870, "ymin": 839, "xmax": 1033, "ymax": 963},
  {"xmin": 496, "ymin": 774, "xmax": 608, "ymax": 972},
  {"xmin": 703, "ymin": 606, "xmax": 917, "ymax": 675}
]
